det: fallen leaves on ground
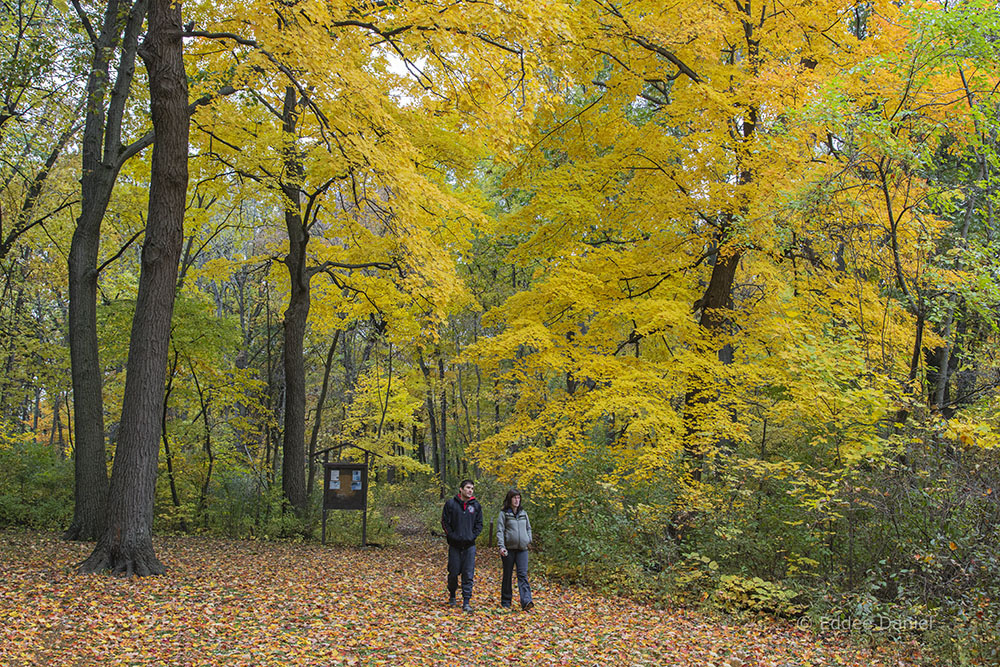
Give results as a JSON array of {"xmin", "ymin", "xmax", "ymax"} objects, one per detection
[{"xmin": 0, "ymin": 531, "xmax": 925, "ymax": 666}]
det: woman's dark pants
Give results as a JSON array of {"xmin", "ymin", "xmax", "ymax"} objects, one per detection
[{"xmin": 501, "ymin": 549, "xmax": 532, "ymax": 608}]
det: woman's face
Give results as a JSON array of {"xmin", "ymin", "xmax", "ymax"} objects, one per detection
[{"xmin": 511, "ymin": 494, "xmax": 521, "ymax": 510}]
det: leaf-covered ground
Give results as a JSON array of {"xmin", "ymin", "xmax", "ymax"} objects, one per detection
[{"xmin": 1, "ymin": 530, "xmax": 926, "ymax": 666}]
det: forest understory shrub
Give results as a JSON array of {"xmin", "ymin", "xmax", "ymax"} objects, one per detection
[
  {"xmin": 522, "ymin": 429, "xmax": 1000, "ymax": 665},
  {"xmin": 0, "ymin": 434, "xmax": 73, "ymax": 530},
  {"xmin": 375, "ymin": 473, "xmax": 444, "ymax": 535},
  {"xmin": 191, "ymin": 466, "xmax": 306, "ymax": 539}
]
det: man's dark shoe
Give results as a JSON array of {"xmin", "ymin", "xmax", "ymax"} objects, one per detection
[
  {"xmin": 448, "ymin": 596, "xmax": 457, "ymax": 607},
  {"xmin": 462, "ymin": 601, "xmax": 473, "ymax": 612},
  {"xmin": 521, "ymin": 601, "xmax": 534, "ymax": 611},
  {"xmin": 501, "ymin": 603, "xmax": 511, "ymax": 609}
]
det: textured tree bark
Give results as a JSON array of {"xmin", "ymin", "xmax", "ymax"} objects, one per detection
[
  {"xmin": 65, "ymin": 188, "xmax": 110, "ymax": 541},
  {"xmin": 64, "ymin": 0, "xmax": 148, "ymax": 542},
  {"xmin": 280, "ymin": 86, "xmax": 309, "ymax": 517},
  {"xmin": 79, "ymin": 0, "xmax": 188, "ymax": 575}
]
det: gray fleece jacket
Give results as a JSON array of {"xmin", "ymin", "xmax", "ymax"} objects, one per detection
[{"xmin": 496, "ymin": 508, "xmax": 532, "ymax": 551}]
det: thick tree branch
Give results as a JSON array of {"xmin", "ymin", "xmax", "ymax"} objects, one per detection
[
  {"xmin": 626, "ymin": 35, "xmax": 702, "ymax": 83},
  {"xmin": 118, "ymin": 84, "xmax": 237, "ymax": 168},
  {"xmin": 70, "ymin": 0, "xmax": 98, "ymax": 46}
]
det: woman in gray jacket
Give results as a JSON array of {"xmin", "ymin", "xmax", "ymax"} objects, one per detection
[{"xmin": 496, "ymin": 489, "xmax": 534, "ymax": 610}]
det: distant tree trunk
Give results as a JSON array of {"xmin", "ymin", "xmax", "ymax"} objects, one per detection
[
  {"xmin": 413, "ymin": 424, "xmax": 423, "ymax": 464},
  {"xmin": 189, "ymin": 360, "xmax": 215, "ymax": 515},
  {"xmin": 426, "ymin": 395, "xmax": 439, "ymax": 474},
  {"xmin": 264, "ymin": 287, "xmax": 279, "ymax": 483},
  {"xmin": 64, "ymin": 391, "xmax": 73, "ymax": 454},
  {"xmin": 474, "ymin": 343, "xmax": 482, "ymax": 442},
  {"xmin": 307, "ymin": 331, "xmax": 340, "ymax": 499},
  {"xmin": 79, "ymin": 0, "xmax": 188, "ymax": 575},
  {"xmin": 929, "ymin": 162, "xmax": 978, "ymax": 413},
  {"xmin": 439, "ymin": 356, "xmax": 447, "ymax": 486},
  {"xmin": 893, "ymin": 306, "xmax": 925, "ymax": 432},
  {"xmin": 49, "ymin": 392, "xmax": 63, "ymax": 452},
  {"xmin": 457, "ymin": 358, "xmax": 474, "ymax": 449},
  {"xmin": 272, "ymin": 374, "xmax": 284, "ymax": 482},
  {"xmin": 64, "ymin": 0, "xmax": 148, "ymax": 542},
  {"xmin": 927, "ymin": 67, "xmax": 996, "ymax": 417},
  {"xmin": 418, "ymin": 352, "xmax": 441, "ymax": 492},
  {"xmin": 494, "ymin": 380, "xmax": 501, "ymax": 435},
  {"xmin": 1, "ymin": 252, "xmax": 29, "ymax": 419},
  {"xmin": 161, "ymin": 350, "xmax": 184, "ymax": 527},
  {"xmin": 33, "ymin": 387, "xmax": 41, "ymax": 433}
]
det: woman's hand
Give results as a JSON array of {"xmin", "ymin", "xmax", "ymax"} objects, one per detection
[{"xmin": 500, "ymin": 547, "xmax": 508, "ymax": 557}]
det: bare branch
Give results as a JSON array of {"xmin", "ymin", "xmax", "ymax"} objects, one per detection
[{"xmin": 96, "ymin": 225, "xmax": 145, "ymax": 275}]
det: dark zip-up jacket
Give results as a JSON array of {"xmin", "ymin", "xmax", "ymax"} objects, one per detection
[{"xmin": 441, "ymin": 495, "xmax": 483, "ymax": 548}]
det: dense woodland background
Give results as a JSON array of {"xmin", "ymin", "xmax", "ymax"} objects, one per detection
[{"xmin": 2, "ymin": 0, "xmax": 999, "ymax": 662}]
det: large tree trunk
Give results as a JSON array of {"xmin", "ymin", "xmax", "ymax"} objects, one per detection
[
  {"xmin": 66, "ymin": 213, "xmax": 109, "ymax": 540},
  {"xmin": 681, "ymin": 16, "xmax": 758, "ymax": 480},
  {"xmin": 79, "ymin": 0, "xmax": 188, "ymax": 575},
  {"xmin": 64, "ymin": 0, "xmax": 148, "ymax": 541},
  {"xmin": 281, "ymin": 276, "xmax": 309, "ymax": 514},
  {"xmin": 280, "ymin": 86, "xmax": 308, "ymax": 516},
  {"xmin": 683, "ymin": 226, "xmax": 742, "ymax": 481}
]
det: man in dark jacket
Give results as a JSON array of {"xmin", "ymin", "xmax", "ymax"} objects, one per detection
[{"xmin": 441, "ymin": 479, "xmax": 483, "ymax": 611}]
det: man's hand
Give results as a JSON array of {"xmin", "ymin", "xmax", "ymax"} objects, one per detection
[{"xmin": 500, "ymin": 548, "xmax": 508, "ymax": 557}]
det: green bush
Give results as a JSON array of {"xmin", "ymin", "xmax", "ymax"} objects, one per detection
[
  {"xmin": 928, "ymin": 593, "xmax": 1000, "ymax": 666},
  {"xmin": 0, "ymin": 438, "xmax": 73, "ymax": 530},
  {"xmin": 316, "ymin": 505, "xmax": 395, "ymax": 546},
  {"xmin": 713, "ymin": 574, "xmax": 805, "ymax": 616},
  {"xmin": 526, "ymin": 442, "xmax": 679, "ymax": 597},
  {"xmin": 198, "ymin": 466, "xmax": 306, "ymax": 539}
]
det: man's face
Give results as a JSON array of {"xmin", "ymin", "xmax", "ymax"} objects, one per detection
[{"xmin": 460, "ymin": 483, "xmax": 474, "ymax": 500}]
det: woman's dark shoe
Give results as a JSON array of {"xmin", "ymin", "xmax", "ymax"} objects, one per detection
[{"xmin": 521, "ymin": 601, "xmax": 534, "ymax": 611}]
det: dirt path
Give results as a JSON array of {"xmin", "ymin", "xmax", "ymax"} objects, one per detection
[{"xmin": 0, "ymin": 531, "xmax": 925, "ymax": 666}]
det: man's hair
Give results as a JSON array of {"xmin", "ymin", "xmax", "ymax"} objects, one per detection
[
  {"xmin": 459, "ymin": 479, "xmax": 474, "ymax": 489},
  {"xmin": 502, "ymin": 489, "xmax": 522, "ymax": 512}
]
